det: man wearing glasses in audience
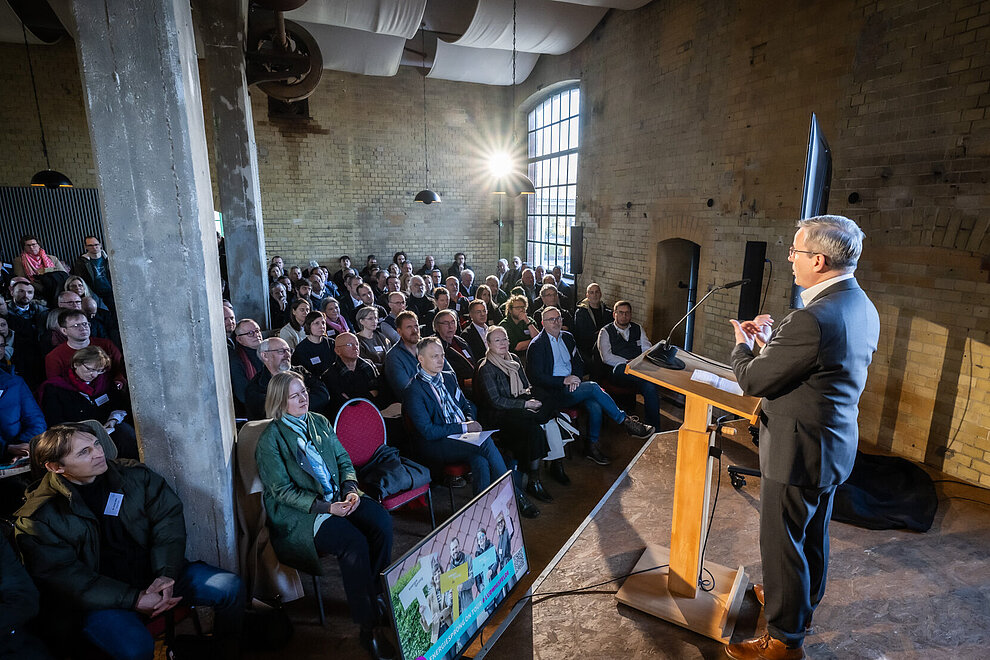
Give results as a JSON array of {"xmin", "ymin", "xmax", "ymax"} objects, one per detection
[
  {"xmin": 44, "ymin": 310, "xmax": 126, "ymax": 390},
  {"xmin": 244, "ymin": 337, "xmax": 330, "ymax": 420}
]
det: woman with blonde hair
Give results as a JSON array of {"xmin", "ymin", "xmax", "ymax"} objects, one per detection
[
  {"xmin": 64, "ymin": 275, "xmax": 109, "ymax": 311},
  {"xmin": 255, "ymin": 371, "xmax": 394, "ymax": 659}
]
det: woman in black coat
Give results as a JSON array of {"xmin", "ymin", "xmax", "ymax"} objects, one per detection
[
  {"xmin": 38, "ymin": 345, "xmax": 138, "ymax": 459},
  {"xmin": 474, "ymin": 325, "xmax": 566, "ymax": 503}
]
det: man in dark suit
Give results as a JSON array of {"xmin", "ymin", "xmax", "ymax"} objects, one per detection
[
  {"xmin": 527, "ymin": 306, "xmax": 654, "ymax": 466},
  {"xmin": 727, "ymin": 215, "xmax": 879, "ymax": 660},
  {"xmin": 463, "ymin": 299, "xmax": 490, "ymax": 360}
]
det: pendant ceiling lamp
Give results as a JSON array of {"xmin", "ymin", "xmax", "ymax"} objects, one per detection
[
  {"xmin": 23, "ymin": 22, "xmax": 71, "ymax": 189},
  {"xmin": 493, "ymin": 0, "xmax": 535, "ymax": 197},
  {"xmin": 414, "ymin": 26, "xmax": 440, "ymax": 204}
]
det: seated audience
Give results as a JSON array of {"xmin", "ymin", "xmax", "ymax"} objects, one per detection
[
  {"xmin": 244, "ymin": 337, "xmax": 330, "ymax": 420},
  {"xmin": 72, "ymin": 236, "xmax": 114, "ymax": 304},
  {"xmin": 446, "ymin": 252, "xmax": 469, "ymax": 278},
  {"xmin": 222, "ymin": 301, "xmax": 236, "ymax": 346},
  {"xmin": 405, "ymin": 279, "xmax": 431, "ymax": 323},
  {"xmin": 38, "ymin": 346, "xmax": 138, "ymax": 459},
  {"xmin": 462, "ymin": 299, "xmax": 491, "ymax": 359},
  {"xmin": 518, "ymin": 269, "xmax": 539, "ymax": 310},
  {"xmin": 307, "ymin": 270, "xmax": 329, "ymax": 309},
  {"xmin": 551, "ymin": 266, "xmax": 573, "ymax": 310},
  {"xmin": 16, "ymin": 422, "xmax": 244, "ymax": 660},
  {"xmin": 291, "ymin": 311, "xmax": 335, "ymax": 380},
  {"xmin": 533, "ymin": 284, "xmax": 574, "ymax": 332},
  {"xmin": 6, "ymin": 280, "xmax": 47, "ymax": 330},
  {"xmin": 65, "ymin": 274, "xmax": 109, "ymax": 312},
  {"xmin": 404, "ymin": 337, "xmax": 537, "ymax": 516},
  {"xmin": 331, "ymin": 255, "xmax": 352, "ymax": 290},
  {"xmin": 269, "ymin": 282, "xmax": 289, "ymax": 328},
  {"xmin": 267, "ymin": 264, "xmax": 282, "ymax": 283},
  {"xmin": 503, "ymin": 256, "xmax": 523, "ymax": 289},
  {"xmin": 574, "ymin": 282, "xmax": 613, "ymax": 366},
  {"xmin": 292, "ymin": 279, "xmax": 315, "ymax": 308},
  {"xmin": 287, "ymin": 266, "xmax": 303, "ymax": 287},
  {"xmin": 269, "ymin": 255, "xmax": 284, "ymax": 272},
  {"xmin": 527, "ymin": 306, "xmax": 654, "ymax": 466},
  {"xmin": 499, "ymin": 294, "xmax": 540, "ymax": 359},
  {"xmin": 355, "ymin": 306, "xmax": 393, "ymax": 372},
  {"xmin": 45, "ymin": 310, "xmax": 126, "ymax": 390},
  {"xmin": 0, "ymin": 321, "xmax": 13, "ymax": 373},
  {"xmin": 392, "ymin": 251, "xmax": 407, "ymax": 268},
  {"xmin": 322, "ymin": 297, "xmax": 352, "ymax": 337},
  {"xmin": 484, "ymin": 275, "xmax": 509, "ymax": 307},
  {"xmin": 359, "ymin": 254, "xmax": 379, "ymax": 280},
  {"xmin": 279, "ymin": 298, "xmax": 311, "ymax": 350},
  {"xmin": 80, "ymin": 295, "xmax": 115, "ymax": 343},
  {"xmin": 444, "ymin": 277, "xmax": 469, "ymax": 318},
  {"xmin": 0, "ymin": 364, "xmax": 45, "ymax": 461},
  {"xmin": 598, "ymin": 301, "xmax": 662, "ymax": 429},
  {"xmin": 495, "ymin": 259, "xmax": 509, "ymax": 285},
  {"xmin": 255, "ymin": 371, "xmax": 394, "ymax": 660},
  {"xmin": 433, "ymin": 310, "xmax": 475, "ymax": 392},
  {"xmin": 416, "ymin": 255, "xmax": 436, "ymax": 277},
  {"xmin": 339, "ymin": 274, "xmax": 366, "ymax": 329},
  {"xmin": 383, "ymin": 311, "xmax": 425, "ymax": 395},
  {"xmin": 356, "ymin": 283, "xmax": 388, "ymax": 322},
  {"xmin": 325, "ymin": 333, "xmax": 385, "ymax": 412},
  {"xmin": 228, "ymin": 319, "xmax": 264, "ymax": 416},
  {"xmin": 458, "ymin": 269, "xmax": 477, "ymax": 299},
  {"xmin": 14, "ymin": 234, "xmax": 68, "ymax": 298},
  {"xmin": 475, "ymin": 284, "xmax": 503, "ymax": 325},
  {"xmin": 380, "ymin": 291, "xmax": 405, "ymax": 343},
  {"xmin": 40, "ymin": 290, "xmax": 85, "ymax": 354},
  {"xmin": 476, "ymin": 326, "xmax": 568, "ymax": 503},
  {"xmin": 428, "ymin": 269, "xmax": 443, "ymax": 289}
]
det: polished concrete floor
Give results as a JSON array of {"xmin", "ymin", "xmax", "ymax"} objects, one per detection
[{"xmin": 245, "ymin": 403, "xmax": 990, "ymax": 660}]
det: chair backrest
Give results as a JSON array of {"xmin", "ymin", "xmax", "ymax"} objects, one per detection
[
  {"xmin": 333, "ymin": 398, "xmax": 386, "ymax": 469},
  {"xmin": 236, "ymin": 420, "xmax": 271, "ymax": 495}
]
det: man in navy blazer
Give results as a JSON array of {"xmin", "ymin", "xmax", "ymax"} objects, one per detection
[
  {"xmin": 527, "ymin": 307, "xmax": 654, "ymax": 466},
  {"xmin": 727, "ymin": 215, "xmax": 880, "ymax": 660},
  {"xmin": 404, "ymin": 337, "xmax": 512, "ymax": 500}
]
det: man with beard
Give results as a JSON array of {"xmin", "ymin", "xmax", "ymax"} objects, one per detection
[
  {"xmin": 244, "ymin": 337, "xmax": 329, "ymax": 420},
  {"xmin": 268, "ymin": 282, "xmax": 289, "ymax": 329},
  {"xmin": 405, "ymin": 276, "xmax": 434, "ymax": 324}
]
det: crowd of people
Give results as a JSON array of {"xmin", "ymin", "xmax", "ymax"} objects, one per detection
[{"xmin": 0, "ymin": 236, "xmax": 662, "ymax": 660}]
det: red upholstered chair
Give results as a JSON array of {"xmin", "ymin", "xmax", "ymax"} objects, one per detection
[
  {"xmin": 400, "ymin": 410, "xmax": 469, "ymax": 516},
  {"xmin": 334, "ymin": 398, "xmax": 435, "ymax": 529}
]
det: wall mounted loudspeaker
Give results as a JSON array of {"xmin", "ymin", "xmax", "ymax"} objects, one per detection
[
  {"xmin": 737, "ymin": 241, "xmax": 767, "ymax": 320},
  {"xmin": 570, "ymin": 226, "xmax": 584, "ymax": 274}
]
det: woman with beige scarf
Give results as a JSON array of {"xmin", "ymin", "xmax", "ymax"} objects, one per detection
[{"xmin": 475, "ymin": 325, "xmax": 568, "ymax": 505}]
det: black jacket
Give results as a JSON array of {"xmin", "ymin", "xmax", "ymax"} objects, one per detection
[{"xmin": 245, "ymin": 366, "xmax": 330, "ymax": 420}]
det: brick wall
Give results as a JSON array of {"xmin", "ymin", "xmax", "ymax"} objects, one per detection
[
  {"xmin": 2, "ymin": 0, "xmax": 988, "ymax": 485},
  {"xmin": 251, "ymin": 68, "xmax": 516, "ymax": 274},
  {"xmin": 521, "ymin": 0, "xmax": 990, "ymax": 484}
]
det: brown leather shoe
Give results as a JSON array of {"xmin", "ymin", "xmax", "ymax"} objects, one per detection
[
  {"xmin": 725, "ymin": 633, "xmax": 804, "ymax": 660},
  {"xmin": 751, "ymin": 584, "xmax": 812, "ymax": 632}
]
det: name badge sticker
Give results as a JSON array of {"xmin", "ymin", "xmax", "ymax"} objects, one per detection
[
  {"xmin": 104, "ymin": 492, "xmax": 124, "ymax": 516},
  {"xmin": 94, "ymin": 394, "xmax": 110, "ymax": 406},
  {"xmin": 310, "ymin": 356, "xmax": 321, "ymax": 365}
]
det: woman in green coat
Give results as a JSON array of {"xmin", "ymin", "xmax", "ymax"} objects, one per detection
[{"xmin": 256, "ymin": 371, "xmax": 394, "ymax": 658}]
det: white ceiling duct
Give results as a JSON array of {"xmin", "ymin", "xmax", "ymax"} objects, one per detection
[
  {"xmin": 550, "ymin": 0, "xmax": 653, "ymax": 8},
  {"xmin": 427, "ymin": 38, "xmax": 539, "ymax": 86},
  {"xmin": 298, "ymin": 20, "xmax": 407, "ymax": 76},
  {"xmin": 285, "ymin": 0, "xmax": 427, "ymax": 39},
  {"xmin": 450, "ymin": 0, "xmax": 606, "ymax": 55}
]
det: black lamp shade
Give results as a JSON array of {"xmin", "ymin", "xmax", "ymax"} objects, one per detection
[
  {"xmin": 493, "ymin": 172, "xmax": 535, "ymax": 197},
  {"xmin": 31, "ymin": 169, "xmax": 72, "ymax": 188},
  {"xmin": 414, "ymin": 188, "xmax": 441, "ymax": 204}
]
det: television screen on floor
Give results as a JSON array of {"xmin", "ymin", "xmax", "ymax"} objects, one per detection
[{"xmin": 381, "ymin": 471, "xmax": 528, "ymax": 660}]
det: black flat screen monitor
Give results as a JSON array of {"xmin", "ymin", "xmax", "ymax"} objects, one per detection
[
  {"xmin": 791, "ymin": 112, "xmax": 832, "ymax": 309},
  {"xmin": 381, "ymin": 471, "xmax": 528, "ymax": 660}
]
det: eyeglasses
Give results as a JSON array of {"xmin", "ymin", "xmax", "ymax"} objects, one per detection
[
  {"xmin": 78, "ymin": 364, "xmax": 106, "ymax": 374},
  {"xmin": 543, "ymin": 316, "xmax": 562, "ymax": 323},
  {"xmin": 337, "ymin": 342, "xmax": 358, "ymax": 349},
  {"xmin": 236, "ymin": 329, "xmax": 262, "ymax": 337},
  {"xmin": 788, "ymin": 246, "xmax": 820, "ymax": 258},
  {"xmin": 263, "ymin": 348, "xmax": 292, "ymax": 355}
]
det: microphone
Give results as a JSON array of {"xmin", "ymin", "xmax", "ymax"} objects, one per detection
[{"xmin": 646, "ymin": 279, "xmax": 752, "ymax": 370}]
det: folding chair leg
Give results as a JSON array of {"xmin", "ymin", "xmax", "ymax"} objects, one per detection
[
  {"xmin": 426, "ymin": 488, "xmax": 436, "ymax": 530},
  {"xmin": 312, "ymin": 574, "xmax": 325, "ymax": 626}
]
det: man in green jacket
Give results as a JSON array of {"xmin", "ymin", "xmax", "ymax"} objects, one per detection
[{"xmin": 15, "ymin": 420, "xmax": 244, "ymax": 660}]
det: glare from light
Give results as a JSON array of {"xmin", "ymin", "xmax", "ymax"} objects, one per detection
[{"xmin": 488, "ymin": 152, "xmax": 513, "ymax": 178}]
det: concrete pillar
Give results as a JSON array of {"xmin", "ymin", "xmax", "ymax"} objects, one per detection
[
  {"xmin": 71, "ymin": 0, "xmax": 238, "ymax": 569},
  {"xmin": 198, "ymin": 0, "xmax": 270, "ymax": 328}
]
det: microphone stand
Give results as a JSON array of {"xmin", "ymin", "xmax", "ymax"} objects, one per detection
[{"xmin": 647, "ymin": 280, "xmax": 748, "ymax": 370}]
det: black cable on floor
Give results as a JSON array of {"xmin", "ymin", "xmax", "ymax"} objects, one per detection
[{"xmin": 758, "ymin": 259, "xmax": 772, "ymax": 316}]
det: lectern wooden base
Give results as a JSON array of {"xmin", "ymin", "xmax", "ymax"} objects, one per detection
[{"xmin": 615, "ymin": 544, "xmax": 748, "ymax": 643}]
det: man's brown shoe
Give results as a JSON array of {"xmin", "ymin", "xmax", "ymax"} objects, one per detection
[
  {"xmin": 725, "ymin": 633, "xmax": 804, "ymax": 660},
  {"xmin": 753, "ymin": 583, "xmax": 765, "ymax": 606}
]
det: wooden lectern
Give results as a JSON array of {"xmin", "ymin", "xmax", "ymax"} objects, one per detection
[{"xmin": 615, "ymin": 350, "xmax": 761, "ymax": 643}]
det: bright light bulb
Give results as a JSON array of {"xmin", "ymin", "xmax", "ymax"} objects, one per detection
[{"xmin": 489, "ymin": 152, "xmax": 513, "ymax": 178}]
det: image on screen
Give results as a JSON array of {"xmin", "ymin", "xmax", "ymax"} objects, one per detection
[{"xmin": 381, "ymin": 472, "xmax": 528, "ymax": 660}]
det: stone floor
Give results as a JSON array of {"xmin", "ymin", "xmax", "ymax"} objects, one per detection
[
  {"xmin": 243, "ymin": 403, "xmax": 990, "ymax": 660},
  {"xmin": 483, "ymin": 424, "xmax": 990, "ymax": 660}
]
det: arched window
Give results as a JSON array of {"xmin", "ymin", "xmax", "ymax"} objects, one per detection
[{"xmin": 526, "ymin": 86, "xmax": 580, "ymax": 273}]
